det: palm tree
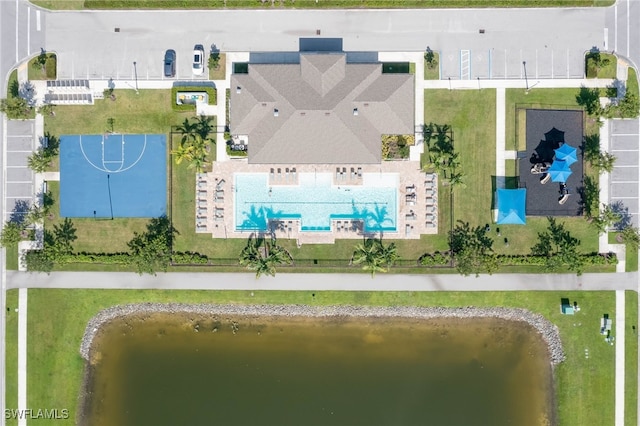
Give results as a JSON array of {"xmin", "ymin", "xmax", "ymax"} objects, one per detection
[
  {"xmin": 193, "ymin": 115, "xmax": 215, "ymax": 142},
  {"xmin": 171, "ymin": 144, "xmax": 195, "ymax": 165},
  {"xmin": 239, "ymin": 236, "xmax": 291, "ymax": 278},
  {"xmin": 379, "ymin": 241, "xmax": 399, "ymax": 268},
  {"xmin": 352, "ymin": 238, "xmax": 387, "ymax": 277},
  {"xmin": 176, "ymin": 117, "xmax": 197, "ymax": 144}
]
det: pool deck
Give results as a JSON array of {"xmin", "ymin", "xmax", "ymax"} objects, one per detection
[{"xmin": 195, "ymin": 160, "xmax": 438, "ymax": 244}]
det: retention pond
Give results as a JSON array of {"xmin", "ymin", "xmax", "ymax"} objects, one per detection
[{"xmin": 80, "ymin": 305, "xmax": 559, "ymax": 426}]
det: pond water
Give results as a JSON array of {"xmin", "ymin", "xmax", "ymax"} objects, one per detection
[{"xmin": 81, "ymin": 314, "xmax": 555, "ymax": 426}]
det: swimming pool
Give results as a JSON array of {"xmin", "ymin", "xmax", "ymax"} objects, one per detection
[{"xmin": 234, "ymin": 173, "xmax": 398, "ymax": 232}]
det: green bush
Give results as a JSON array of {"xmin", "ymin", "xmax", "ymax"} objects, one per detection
[
  {"xmin": 419, "ymin": 251, "xmax": 451, "ymax": 266},
  {"xmin": 171, "ymin": 251, "xmax": 209, "ymax": 265},
  {"xmin": 58, "ymin": 252, "xmax": 132, "ymax": 265},
  {"xmin": 171, "ymin": 86, "xmax": 217, "ymax": 111},
  {"xmin": 495, "ymin": 253, "xmax": 616, "ymax": 266}
]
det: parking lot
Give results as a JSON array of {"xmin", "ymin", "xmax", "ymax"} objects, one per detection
[
  {"xmin": 4, "ymin": 120, "xmax": 35, "ymax": 222},
  {"xmin": 608, "ymin": 119, "xmax": 640, "ymax": 227}
]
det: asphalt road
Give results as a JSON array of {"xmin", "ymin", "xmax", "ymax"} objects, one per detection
[{"xmin": 45, "ymin": 8, "xmax": 607, "ymax": 81}]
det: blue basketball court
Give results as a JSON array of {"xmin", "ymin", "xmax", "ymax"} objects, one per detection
[{"xmin": 60, "ymin": 134, "xmax": 166, "ymax": 218}]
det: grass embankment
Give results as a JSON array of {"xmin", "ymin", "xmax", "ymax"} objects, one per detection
[
  {"xmin": 625, "ymin": 291, "xmax": 638, "ymax": 426},
  {"xmin": 608, "ymin": 232, "xmax": 639, "ymax": 273},
  {"xmin": 26, "ymin": 289, "xmax": 622, "ymax": 426},
  {"xmin": 5, "ymin": 290, "xmax": 19, "ymax": 426},
  {"xmin": 33, "ymin": 0, "xmax": 614, "ymax": 9}
]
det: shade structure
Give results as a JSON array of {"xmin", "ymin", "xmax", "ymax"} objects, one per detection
[
  {"xmin": 548, "ymin": 159, "xmax": 572, "ymax": 183},
  {"xmin": 496, "ymin": 188, "xmax": 526, "ymax": 225},
  {"xmin": 544, "ymin": 127, "xmax": 565, "ymax": 144},
  {"xmin": 554, "ymin": 143, "xmax": 577, "ymax": 166}
]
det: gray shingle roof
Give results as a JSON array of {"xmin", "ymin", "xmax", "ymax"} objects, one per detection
[{"xmin": 230, "ymin": 53, "xmax": 414, "ymax": 164}]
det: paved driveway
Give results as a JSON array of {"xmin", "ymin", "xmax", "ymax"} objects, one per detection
[
  {"xmin": 4, "ymin": 120, "xmax": 35, "ymax": 223},
  {"xmin": 609, "ymin": 119, "xmax": 640, "ymax": 227},
  {"xmin": 45, "ymin": 8, "xmax": 606, "ymax": 81}
]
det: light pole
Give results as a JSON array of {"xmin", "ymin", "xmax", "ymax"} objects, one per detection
[
  {"xmin": 133, "ymin": 61, "xmax": 139, "ymax": 94},
  {"xmin": 522, "ymin": 61, "xmax": 529, "ymax": 93}
]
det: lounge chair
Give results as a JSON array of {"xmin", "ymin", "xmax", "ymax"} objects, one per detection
[
  {"xmin": 285, "ymin": 168, "xmax": 290, "ymax": 181},
  {"xmin": 270, "ymin": 168, "xmax": 275, "ymax": 180},
  {"xmin": 357, "ymin": 167, "xmax": 362, "ymax": 178},
  {"xmin": 216, "ymin": 179, "xmax": 226, "ymax": 190}
]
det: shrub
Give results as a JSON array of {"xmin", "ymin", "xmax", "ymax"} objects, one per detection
[
  {"xmin": 419, "ymin": 251, "xmax": 451, "ymax": 266},
  {"xmin": 58, "ymin": 252, "xmax": 133, "ymax": 265},
  {"xmin": 171, "ymin": 251, "xmax": 209, "ymax": 265}
]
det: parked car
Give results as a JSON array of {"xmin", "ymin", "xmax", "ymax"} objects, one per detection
[
  {"xmin": 192, "ymin": 45, "xmax": 205, "ymax": 75},
  {"xmin": 164, "ymin": 49, "xmax": 176, "ymax": 77}
]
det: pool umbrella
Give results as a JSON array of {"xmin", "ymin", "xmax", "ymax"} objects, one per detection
[
  {"xmin": 548, "ymin": 159, "xmax": 572, "ymax": 183},
  {"xmin": 554, "ymin": 143, "xmax": 577, "ymax": 166}
]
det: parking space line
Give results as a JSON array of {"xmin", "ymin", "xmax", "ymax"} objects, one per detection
[
  {"xmin": 611, "ymin": 133, "xmax": 640, "ymax": 137},
  {"xmin": 611, "ymin": 196, "xmax": 639, "ymax": 199},
  {"xmin": 5, "ymin": 196, "xmax": 33, "ymax": 199},
  {"xmin": 611, "ymin": 181, "xmax": 639, "ymax": 184},
  {"xmin": 613, "ymin": 165, "xmax": 639, "ymax": 168},
  {"xmin": 6, "ymin": 150, "xmax": 35, "ymax": 153},
  {"xmin": 6, "ymin": 181, "xmax": 33, "ymax": 184},
  {"xmin": 5, "ymin": 166, "xmax": 29, "ymax": 169}
]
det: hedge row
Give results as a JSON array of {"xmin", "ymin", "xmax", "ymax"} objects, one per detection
[
  {"xmin": 170, "ymin": 86, "xmax": 217, "ymax": 111},
  {"xmin": 58, "ymin": 252, "xmax": 132, "ymax": 265},
  {"xmin": 171, "ymin": 252, "xmax": 209, "ymax": 265},
  {"xmin": 419, "ymin": 252, "xmax": 617, "ymax": 267}
]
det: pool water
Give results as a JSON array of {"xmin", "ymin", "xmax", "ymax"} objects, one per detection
[{"xmin": 234, "ymin": 173, "xmax": 397, "ymax": 232}]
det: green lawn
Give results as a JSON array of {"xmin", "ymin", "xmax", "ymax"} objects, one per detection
[
  {"xmin": 44, "ymin": 89, "xmax": 191, "ymax": 137},
  {"xmin": 25, "ymin": 288, "xmax": 621, "ymax": 426},
  {"xmin": 494, "ymin": 216, "xmax": 599, "ymax": 256},
  {"xmin": 424, "ymin": 54, "xmax": 440, "ymax": 80},
  {"xmin": 27, "ymin": 53, "xmax": 57, "ymax": 81},
  {"xmin": 208, "ymin": 53, "xmax": 226, "ymax": 80},
  {"xmin": 627, "ymin": 68, "xmax": 639, "ymax": 99},
  {"xmin": 608, "ymin": 232, "xmax": 639, "ymax": 272},
  {"xmin": 424, "ymin": 89, "xmax": 496, "ymax": 226},
  {"xmin": 626, "ymin": 290, "xmax": 638, "ymax": 426},
  {"xmin": 586, "ymin": 53, "xmax": 618, "ymax": 79},
  {"xmin": 34, "ymin": 0, "xmax": 614, "ymax": 9},
  {"xmin": 5, "ymin": 245, "xmax": 18, "ymax": 271},
  {"xmin": 5, "ymin": 290, "xmax": 19, "ymax": 426},
  {"xmin": 44, "ymin": 181, "xmax": 148, "ymax": 254}
]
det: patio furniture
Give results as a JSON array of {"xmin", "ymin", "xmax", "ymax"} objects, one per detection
[
  {"xmin": 198, "ymin": 180, "xmax": 207, "ymax": 189},
  {"xmin": 600, "ymin": 317, "xmax": 612, "ymax": 335},
  {"xmin": 270, "ymin": 168, "xmax": 275, "ymax": 180},
  {"xmin": 357, "ymin": 167, "xmax": 362, "ymax": 178},
  {"xmin": 216, "ymin": 179, "xmax": 226, "ymax": 190}
]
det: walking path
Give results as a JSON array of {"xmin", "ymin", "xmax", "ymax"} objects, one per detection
[
  {"xmin": 6, "ymin": 270, "xmax": 638, "ymax": 291},
  {"xmin": 17, "ymin": 288, "xmax": 26, "ymax": 426},
  {"xmin": 494, "ymin": 87, "xmax": 506, "ymax": 221},
  {"xmin": 616, "ymin": 290, "xmax": 626, "ymax": 426}
]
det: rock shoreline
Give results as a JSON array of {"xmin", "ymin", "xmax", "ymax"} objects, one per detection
[{"xmin": 80, "ymin": 304, "xmax": 565, "ymax": 365}]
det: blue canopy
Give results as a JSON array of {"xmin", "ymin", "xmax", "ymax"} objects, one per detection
[
  {"xmin": 549, "ymin": 159, "xmax": 572, "ymax": 183},
  {"xmin": 496, "ymin": 188, "xmax": 526, "ymax": 225},
  {"xmin": 554, "ymin": 144, "xmax": 577, "ymax": 166}
]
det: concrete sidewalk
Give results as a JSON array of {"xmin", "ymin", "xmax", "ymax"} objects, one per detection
[{"xmin": 6, "ymin": 271, "xmax": 638, "ymax": 291}]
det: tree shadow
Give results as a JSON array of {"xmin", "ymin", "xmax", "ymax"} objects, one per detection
[
  {"xmin": 9, "ymin": 200, "xmax": 31, "ymax": 225},
  {"xmin": 610, "ymin": 200, "xmax": 632, "ymax": 230},
  {"xmin": 9, "ymin": 79, "xmax": 19, "ymax": 98}
]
